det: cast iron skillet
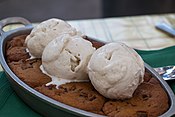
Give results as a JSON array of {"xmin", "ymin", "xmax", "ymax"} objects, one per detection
[{"xmin": 0, "ymin": 17, "xmax": 175, "ymax": 117}]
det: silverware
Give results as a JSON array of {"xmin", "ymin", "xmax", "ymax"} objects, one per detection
[
  {"xmin": 154, "ymin": 66, "xmax": 175, "ymax": 80},
  {"xmin": 155, "ymin": 22, "xmax": 175, "ymax": 37}
]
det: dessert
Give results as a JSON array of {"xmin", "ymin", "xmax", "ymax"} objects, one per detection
[
  {"xmin": 88, "ymin": 43, "xmax": 145, "ymax": 99},
  {"xmin": 103, "ymin": 78, "xmax": 169, "ymax": 117},
  {"xmin": 42, "ymin": 34, "xmax": 95, "ymax": 81},
  {"xmin": 25, "ymin": 18, "xmax": 82, "ymax": 58},
  {"xmin": 5, "ymin": 25, "xmax": 169, "ymax": 116}
]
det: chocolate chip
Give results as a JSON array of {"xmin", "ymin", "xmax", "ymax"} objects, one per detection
[{"xmin": 137, "ymin": 111, "xmax": 148, "ymax": 117}]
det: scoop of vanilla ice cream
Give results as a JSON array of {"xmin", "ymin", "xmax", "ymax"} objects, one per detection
[
  {"xmin": 25, "ymin": 18, "xmax": 82, "ymax": 58},
  {"xmin": 87, "ymin": 42, "xmax": 145, "ymax": 99},
  {"xmin": 42, "ymin": 34, "xmax": 95, "ymax": 80}
]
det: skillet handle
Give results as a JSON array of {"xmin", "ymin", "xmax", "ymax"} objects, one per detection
[{"xmin": 0, "ymin": 17, "xmax": 31, "ymax": 36}]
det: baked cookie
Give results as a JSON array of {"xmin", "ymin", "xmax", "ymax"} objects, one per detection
[
  {"xmin": 6, "ymin": 35, "xmax": 30, "ymax": 62},
  {"xmin": 35, "ymin": 82, "xmax": 106, "ymax": 113},
  {"xmin": 6, "ymin": 35, "xmax": 27, "ymax": 48},
  {"xmin": 9, "ymin": 59, "xmax": 51, "ymax": 88},
  {"xmin": 6, "ymin": 46, "xmax": 30, "ymax": 62},
  {"xmin": 102, "ymin": 78, "xmax": 169, "ymax": 117}
]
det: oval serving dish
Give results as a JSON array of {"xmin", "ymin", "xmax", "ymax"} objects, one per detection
[{"xmin": 0, "ymin": 17, "xmax": 175, "ymax": 117}]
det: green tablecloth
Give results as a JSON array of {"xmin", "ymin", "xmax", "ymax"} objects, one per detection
[{"xmin": 0, "ymin": 47, "xmax": 175, "ymax": 117}]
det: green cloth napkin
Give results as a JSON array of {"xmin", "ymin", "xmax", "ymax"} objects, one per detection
[
  {"xmin": 0, "ymin": 72, "xmax": 42, "ymax": 117},
  {"xmin": 136, "ymin": 46, "xmax": 175, "ymax": 68},
  {"xmin": 0, "ymin": 47, "xmax": 175, "ymax": 117}
]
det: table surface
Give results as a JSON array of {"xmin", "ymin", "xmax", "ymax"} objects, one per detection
[{"xmin": 1, "ymin": 13, "xmax": 175, "ymax": 71}]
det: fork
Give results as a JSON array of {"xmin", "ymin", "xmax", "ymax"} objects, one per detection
[{"xmin": 154, "ymin": 66, "xmax": 175, "ymax": 80}]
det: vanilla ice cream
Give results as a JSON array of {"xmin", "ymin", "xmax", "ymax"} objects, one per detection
[
  {"xmin": 25, "ymin": 18, "xmax": 82, "ymax": 58},
  {"xmin": 42, "ymin": 34, "xmax": 95, "ymax": 81},
  {"xmin": 87, "ymin": 42, "xmax": 145, "ymax": 99}
]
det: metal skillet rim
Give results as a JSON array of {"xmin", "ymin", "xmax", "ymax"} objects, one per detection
[{"xmin": 0, "ymin": 26, "xmax": 174, "ymax": 117}]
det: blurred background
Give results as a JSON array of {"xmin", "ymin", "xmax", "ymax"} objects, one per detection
[{"xmin": 0, "ymin": 0, "xmax": 175, "ymax": 22}]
